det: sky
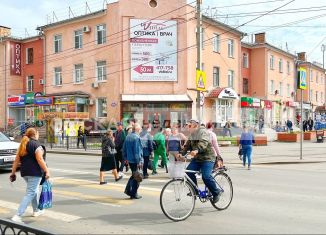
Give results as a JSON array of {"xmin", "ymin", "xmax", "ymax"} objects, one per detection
[{"xmin": 0, "ymin": 0, "xmax": 325, "ymax": 64}]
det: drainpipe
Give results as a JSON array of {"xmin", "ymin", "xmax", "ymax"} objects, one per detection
[
  {"xmin": 42, "ymin": 32, "xmax": 46, "ymax": 95},
  {"xmin": 4, "ymin": 41, "xmax": 7, "ymax": 131}
]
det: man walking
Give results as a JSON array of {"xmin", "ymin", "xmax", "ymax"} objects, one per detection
[
  {"xmin": 223, "ymin": 120, "xmax": 232, "ymax": 137},
  {"xmin": 77, "ymin": 126, "xmax": 85, "ymax": 148},
  {"xmin": 286, "ymin": 119, "xmax": 293, "ymax": 132},
  {"xmin": 152, "ymin": 128, "xmax": 167, "ymax": 175},
  {"xmin": 123, "ymin": 123, "xmax": 143, "ymax": 199},
  {"xmin": 140, "ymin": 122, "xmax": 153, "ymax": 179},
  {"xmin": 114, "ymin": 122, "xmax": 127, "ymax": 175},
  {"xmin": 307, "ymin": 117, "xmax": 314, "ymax": 131}
]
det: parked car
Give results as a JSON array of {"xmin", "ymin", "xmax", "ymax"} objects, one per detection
[{"xmin": 0, "ymin": 132, "xmax": 19, "ymax": 169}]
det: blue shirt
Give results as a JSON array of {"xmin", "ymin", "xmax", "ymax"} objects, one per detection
[
  {"xmin": 240, "ymin": 132, "xmax": 255, "ymax": 146},
  {"xmin": 123, "ymin": 132, "xmax": 143, "ymax": 164}
]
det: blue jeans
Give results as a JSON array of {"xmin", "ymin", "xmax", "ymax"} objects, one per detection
[
  {"xmin": 186, "ymin": 160, "xmax": 220, "ymax": 197},
  {"xmin": 242, "ymin": 145, "xmax": 253, "ymax": 167},
  {"xmin": 17, "ymin": 176, "xmax": 42, "ymax": 216},
  {"xmin": 124, "ymin": 163, "xmax": 140, "ymax": 197}
]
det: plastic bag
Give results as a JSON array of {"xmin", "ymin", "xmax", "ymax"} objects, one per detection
[{"xmin": 38, "ymin": 180, "xmax": 52, "ymax": 210}]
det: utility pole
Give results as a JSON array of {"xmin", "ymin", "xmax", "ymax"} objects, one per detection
[
  {"xmin": 322, "ymin": 44, "xmax": 326, "ymax": 109},
  {"xmin": 196, "ymin": 0, "xmax": 202, "ymax": 122}
]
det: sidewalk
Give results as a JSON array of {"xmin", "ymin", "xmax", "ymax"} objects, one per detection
[{"xmin": 47, "ymin": 141, "xmax": 326, "ymax": 165}]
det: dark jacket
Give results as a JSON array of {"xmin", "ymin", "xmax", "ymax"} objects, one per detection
[
  {"xmin": 102, "ymin": 136, "xmax": 115, "ymax": 158},
  {"xmin": 114, "ymin": 129, "xmax": 126, "ymax": 151},
  {"xmin": 20, "ymin": 139, "xmax": 43, "ymax": 177},
  {"xmin": 181, "ymin": 127, "xmax": 215, "ymax": 162},
  {"xmin": 123, "ymin": 132, "xmax": 143, "ymax": 164},
  {"xmin": 140, "ymin": 130, "xmax": 153, "ymax": 157}
]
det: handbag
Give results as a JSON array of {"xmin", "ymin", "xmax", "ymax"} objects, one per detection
[
  {"xmin": 133, "ymin": 171, "xmax": 143, "ymax": 183},
  {"xmin": 38, "ymin": 180, "xmax": 52, "ymax": 210},
  {"xmin": 108, "ymin": 146, "xmax": 117, "ymax": 155}
]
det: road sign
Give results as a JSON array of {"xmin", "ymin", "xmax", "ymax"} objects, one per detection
[
  {"xmin": 297, "ymin": 67, "xmax": 307, "ymax": 90},
  {"xmin": 196, "ymin": 70, "xmax": 206, "ymax": 91}
]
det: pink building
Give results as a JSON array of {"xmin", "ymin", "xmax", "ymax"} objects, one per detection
[{"xmin": 36, "ymin": 0, "xmax": 244, "ymax": 131}]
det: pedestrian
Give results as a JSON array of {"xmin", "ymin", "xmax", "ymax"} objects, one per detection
[
  {"xmin": 258, "ymin": 115, "xmax": 264, "ymax": 134},
  {"xmin": 159, "ymin": 128, "xmax": 171, "ymax": 169},
  {"xmin": 77, "ymin": 126, "xmax": 85, "ymax": 148},
  {"xmin": 167, "ymin": 124, "xmax": 187, "ymax": 166},
  {"xmin": 223, "ymin": 120, "xmax": 232, "ymax": 137},
  {"xmin": 307, "ymin": 117, "xmax": 314, "ymax": 131},
  {"xmin": 152, "ymin": 128, "xmax": 167, "ymax": 175},
  {"xmin": 99, "ymin": 130, "xmax": 123, "ymax": 185},
  {"xmin": 140, "ymin": 122, "xmax": 153, "ymax": 179},
  {"xmin": 286, "ymin": 119, "xmax": 293, "ymax": 132},
  {"xmin": 123, "ymin": 123, "xmax": 143, "ymax": 199},
  {"xmin": 179, "ymin": 119, "xmax": 221, "ymax": 203},
  {"xmin": 114, "ymin": 122, "xmax": 127, "ymax": 176},
  {"xmin": 239, "ymin": 125, "xmax": 255, "ymax": 170},
  {"xmin": 10, "ymin": 128, "xmax": 50, "ymax": 223},
  {"xmin": 206, "ymin": 122, "xmax": 223, "ymax": 169},
  {"xmin": 303, "ymin": 120, "xmax": 308, "ymax": 132}
]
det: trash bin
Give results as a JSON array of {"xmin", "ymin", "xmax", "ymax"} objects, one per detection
[{"xmin": 316, "ymin": 130, "xmax": 324, "ymax": 143}]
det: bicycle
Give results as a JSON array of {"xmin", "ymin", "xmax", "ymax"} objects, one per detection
[{"xmin": 160, "ymin": 155, "xmax": 233, "ymax": 222}]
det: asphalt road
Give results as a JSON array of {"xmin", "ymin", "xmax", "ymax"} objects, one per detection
[{"xmin": 0, "ymin": 152, "xmax": 326, "ymax": 234}]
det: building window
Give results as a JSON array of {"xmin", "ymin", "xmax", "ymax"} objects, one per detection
[
  {"xmin": 279, "ymin": 82, "xmax": 283, "ymax": 96},
  {"xmin": 96, "ymin": 24, "xmax": 106, "ymax": 45},
  {"xmin": 227, "ymin": 39, "xmax": 234, "ymax": 58},
  {"xmin": 54, "ymin": 34, "xmax": 62, "ymax": 53},
  {"xmin": 287, "ymin": 84, "xmax": 290, "ymax": 97},
  {"xmin": 243, "ymin": 78, "xmax": 249, "ymax": 94},
  {"xmin": 74, "ymin": 64, "xmax": 84, "ymax": 83},
  {"xmin": 97, "ymin": 98, "xmax": 107, "ymax": 117},
  {"xmin": 310, "ymin": 69, "xmax": 313, "ymax": 82},
  {"xmin": 243, "ymin": 53, "xmax": 249, "ymax": 68},
  {"xmin": 74, "ymin": 29, "xmax": 83, "ymax": 49},
  {"xmin": 309, "ymin": 89, "xmax": 313, "ymax": 101},
  {"xmin": 316, "ymin": 73, "xmax": 319, "ymax": 83},
  {"xmin": 279, "ymin": 59, "xmax": 283, "ymax": 73},
  {"xmin": 228, "ymin": 70, "xmax": 234, "ymax": 88},
  {"xmin": 96, "ymin": 61, "xmax": 107, "ymax": 82},
  {"xmin": 54, "ymin": 67, "xmax": 62, "ymax": 86},
  {"xmin": 287, "ymin": 61, "xmax": 290, "ymax": 74},
  {"xmin": 270, "ymin": 55, "xmax": 274, "ymax": 70},
  {"xmin": 270, "ymin": 80, "xmax": 274, "ymax": 95},
  {"xmin": 316, "ymin": 91, "xmax": 319, "ymax": 102},
  {"xmin": 26, "ymin": 48, "xmax": 33, "ymax": 64},
  {"xmin": 213, "ymin": 67, "xmax": 220, "ymax": 87},
  {"xmin": 213, "ymin": 34, "xmax": 220, "ymax": 52},
  {"xmin": 27, "ymin": 76, "xmax": 34, "ymax": 92}
]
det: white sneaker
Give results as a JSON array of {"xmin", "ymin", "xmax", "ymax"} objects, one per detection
[
  {"xmin": 119, "ymin": 172, "xmax": 125, "ymax": 177},
  {"xmin": 11, "ymin": 215, "xmax": 23, "ymax": 223},
  {"xmin": 33, "ymin": 210, "xmax": 44, "ymax": 217}
]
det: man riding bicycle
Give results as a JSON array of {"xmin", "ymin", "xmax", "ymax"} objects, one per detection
[{"xmin": 179, "ymin": 119, "xmax": 221, "ymax": 203}]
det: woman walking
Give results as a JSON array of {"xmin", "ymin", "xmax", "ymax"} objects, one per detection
[
  {"xmin": 10, "ymin": 128, "xmax": 50, "ymax": 223},
  {"xmin": 167, "ymin": 125, "xmax": 187, "ymax": 164},
  {"xmin": 239, "ymin": 126, "xmax": 255, "ymax": 170},
  {"xmin": 206, "ymin": 122, "xmax": 223, "ymax": 169},
  {"xmin": 99, "ymin": 130, "xmax": 123, "ymax": 184}
]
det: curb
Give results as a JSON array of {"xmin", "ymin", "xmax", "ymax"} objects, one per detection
[
  {"xmin": 47, "ymin": 150, "xmax": 101, "ymax": 156},
  {"xmin": 226, "ymin": 161, "xmax": 326, "ymax": 165}
]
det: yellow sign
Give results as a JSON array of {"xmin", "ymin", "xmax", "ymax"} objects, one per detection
[
  {"xmin": 196, "ymin": 70, "xmax": 206, "ymax": 91},
  {"xmin": 297, "ymin": 67, "xmax": 307, "ymax": 90}
]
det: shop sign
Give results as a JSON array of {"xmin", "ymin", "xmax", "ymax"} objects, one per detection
[
  {"xmin": 10, "ymin": 42, "xmax": 22, "ymax": 76},
  {"xmin": 130, "ymin": 19, "xmax": 177, "ymax": 81},
  {"xmin": 25, "ymin": 92, "xmax": 35, "ymax": 105},
  {"xmin": 218, "ymin": 88, "xmax": 239, "ymax": 99},
  {"xmin": 264, "ymin": 100, "xmax": 272, "ymax": 110},
  {"xmin": 286, "ymin": 101, "xmax": 296, "ymax": 107},
  {"xmin": 54, "ymin": 97, "xmax": 75, "ymax": 105},
  {"xmin": 38, "ymin": 112, "xmax": 89, "ymax": 120},
  {"xmin": 252, "ymin": 98, "xmax": 261, "ymax": 108},
  {"xmin": 301, "ymin": 103, "xmax": 312, "ymax": 110},
  {"xmin": 8, "ymin": 95, "xmax": 25, "ymax": 106},
  {"xmin": 34, "ymin": 96, "xmax": 53, "ymax": 106},
  {"xmin": 297, "ymin": 67, "xmax": 307, "ymax": 90},
  {"xmin": 196, "ymin": 70, "xmax": 207, "ymax": 91},
  {"xmin": 241, "ymin": 97, "xmax": 260, "ymax": 108}
]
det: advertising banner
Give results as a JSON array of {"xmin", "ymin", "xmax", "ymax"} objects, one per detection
[
  {"xmin": 130, "ymin": 19, "xmax": 177, "ymax": 81},
  {"xmin": 34, "ymin": 96, "xmax": 53, "ymax": 106},
  {"xmin": 10, "ymin": 42, "xmax": 22, "ymax": 76},
  {"xmin": 297, "ymin": 67, "xmax": 307, "ymax": 90},
  {"xmin": 8, "ymin": 95, "xmax": 25, "ymax": 106}
]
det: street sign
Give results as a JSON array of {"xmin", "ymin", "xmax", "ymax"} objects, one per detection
[
  {"xmin": 196, "ymin": 70, "xmax": 206, "ymax": 91},
  {"xmin": 297, "ymin": 67, "xmax": 307, "ymax": 90}
]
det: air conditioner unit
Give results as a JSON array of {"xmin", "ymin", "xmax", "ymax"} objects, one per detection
[
  {"xmin": 83, "ymin": 26, "xmax": 91, "ymax": 33},
  {"xmin": 91, "ymin": 82, "xmax": 99, "ymax": 88},
  {"xmin": 86, "ymin": 99, "xmax": 94, "ymax": 105},
  {"xmin": 40, "ymin": 79, "xmax": 44, "ymax": 85}
]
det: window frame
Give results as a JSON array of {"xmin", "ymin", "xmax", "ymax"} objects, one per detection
[
  {"xmin": 270, "ymin": 55, "xmax": 274, "ymax": 70},
  {"xmin": 54, "ymin": 34, "xmax": 62, "ymax": 53},
  {"xmin": 54, "ymin": 67, "xmax": 62, "ymax": 86},
  {"xmin": 270, "ymin": 80, "xmax": 274, "ymax": 95},
  {"xmin": 74, "ymin": 29, "xmax": 83, "ymax": 49},
  {"xmin": 279, "ymin": 82, "xmax": 283, "ymax": 96},
  {"xmin": 96, "ymin": 24, "xmax": 106, "ymax": 45},
  {"xmin": 213, "ymin": 66, "xmax": 220, "ymax": 87},
  {"xmin": 243, "ymin": 78, "xmax": 249, "ymax": 94},
  {"xmin": 213, "ymin": 34, "xmax": 220, "ymax": 53},
  {"xmin": 286, "ymin": 61, "xmax": 290, "ymax": 74},
  {"xmin": 96, "ymin": 60, "xmax": 107, "ymax": 82},
  {"xmin": 279, "ymin": 59, "xmax": 283, "ymax": 73},
  {"xmin": 26, "ymin": 75, "xmax": 34, "ymax": 92},
  {"xmin": 96, "ymin": 97, "xmax": 107, "ymax": 118},
  {"xmin": 228, "ymin": 70, "xmax": 234, "ymax": 88},
  {"xmin": 26, "ymin": 48, "xmax": 33, "ymax": 64},
  {"xmin": 243, "ymin": 53, "xmax": 249, "ymax": 68},
  {"xmin": 74, "ymin": 64, "xmax": 84, "ymax": 83},
  {"xmin": 227, "ymin": 39, "xmax": 234, "ymax": 58}
]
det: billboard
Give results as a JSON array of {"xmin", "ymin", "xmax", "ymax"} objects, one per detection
[
  {"xmin": 297, "ymin": 67, "xmax": 307, "ymax": 90},
  {"xmin": 10, "ymin": 42, "xmax": 22, "ymax": 76},
  {"xmin": 130, "ymin": 19, "xmax": 177, "ymax": 81}
]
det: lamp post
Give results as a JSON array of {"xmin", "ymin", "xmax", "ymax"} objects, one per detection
[{"xmin": 322, "ymin": 45, "xmax": 326, "ymax": 108}]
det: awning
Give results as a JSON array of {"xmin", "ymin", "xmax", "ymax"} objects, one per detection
[
  {"xmin": 315, "ymin": 106, "xmax": 326, "ymax": 112},
  {"xmin": 121, "ymin": 94, "xmax": 192, "ymax": 102},
  {"xmin": 207, "ymin": 87, "xmax": 239, "ymax": 100}
]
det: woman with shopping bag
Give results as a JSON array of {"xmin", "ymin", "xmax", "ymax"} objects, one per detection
[{"xmin": 9, "ymin": 128, "xmax": 50, "ymax": 223}]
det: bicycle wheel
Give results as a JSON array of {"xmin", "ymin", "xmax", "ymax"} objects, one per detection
[
  {"xmin": 210, "ymin": 172, "xmax": 233, "ymax": 210},
  {"xmin": 160, "ymin": 178, "xmax": 196, "ymax": 222}
]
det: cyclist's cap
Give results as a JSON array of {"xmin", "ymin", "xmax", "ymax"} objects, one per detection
[{"xmin": 189, "ymin": 119, "xmax": 199, "ymax": 124}]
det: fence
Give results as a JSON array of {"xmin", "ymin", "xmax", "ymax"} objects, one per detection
[
  {"xmin": 47, "ymin": 135, "xmax": 102, "ymax": 150},
  {"xmin": 0, "ymin": 218, "xmax": 54, "ymax": 235}
]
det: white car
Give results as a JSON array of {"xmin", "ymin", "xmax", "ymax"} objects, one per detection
[{"xmin": 0, "ymin": 132, "xmax": 20, "ymax": 169}]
